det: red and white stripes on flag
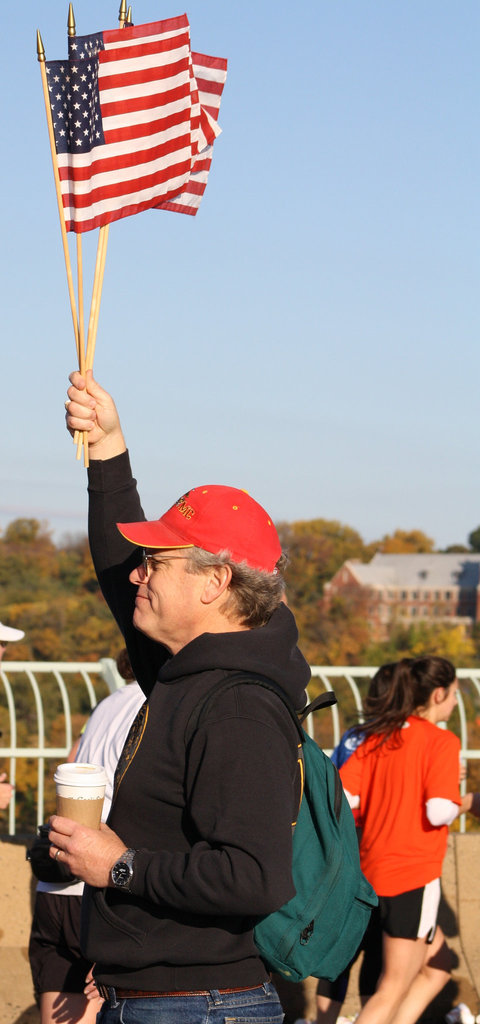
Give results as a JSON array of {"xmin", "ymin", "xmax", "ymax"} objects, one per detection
[
  {"xmin": 46, "ymin": 15, "xmax": 226, "ymax": 232},
  {"xmin": 156, "ymin": 52, "xmax": 227, "ymax": 217}
]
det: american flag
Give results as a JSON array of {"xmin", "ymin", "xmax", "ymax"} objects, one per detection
[
  {"xmin": 156, "ymin": 51, "xmax": 227, "ymax": 217},
  {"xmin": 45, "ymin": 15, "xmax": 217, "ymax": 233}
]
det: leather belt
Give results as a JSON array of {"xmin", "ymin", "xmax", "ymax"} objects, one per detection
[{"xmin": 96, "ymin": 982, "xmax": 266, "ymax": 1002}]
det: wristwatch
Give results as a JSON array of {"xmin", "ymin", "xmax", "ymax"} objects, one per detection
[{"xmin": 111, "ymin": 848, "xmax": 136, "ymax": 891}]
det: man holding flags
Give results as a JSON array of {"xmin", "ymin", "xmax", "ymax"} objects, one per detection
[{"xmin": 49, "ymin": 369, "xmax": 311, "ymax": 1023}]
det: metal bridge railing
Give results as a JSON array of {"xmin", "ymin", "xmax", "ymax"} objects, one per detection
[
  {"xmin": 0, "ymin": 658, "xmax": 122, "ymax": 834},
  {"xmin": 1, "ymin": 662, "xmax": 479, "ymax": 835}
]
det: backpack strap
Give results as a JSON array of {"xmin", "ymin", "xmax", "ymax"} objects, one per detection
[
  {"xmin": 185, "ymin": 671, "xmax": 304, "ymax": 746},
  {"xmin": 184, "ymin": 672, "xmax": 306, "ymax": 828},
  {"xmin": 185, "ymin": 671, "xmax": 335, "ymax": 737},
  {"xmin": 184, "ymin": 672, "xmax": 338, "ymax": 829},
  {"xmin": 298, "ymin": 691, "xmax": 337, "ymax": 724},
  {"xmin": 185, "ymin": 672, "xmax": 337, "ymax": 742}
]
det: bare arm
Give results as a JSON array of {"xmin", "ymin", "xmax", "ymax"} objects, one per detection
[
  {"xmin": 65, "ymin": 370, "xmax": 126, "ymax": 460},
  {"xmin": 460, "ymin": 792, "xmax": 480, "ymax": 817},
  {"xmin": 0, "ymin": 774, "xmax": 13, "ymax": 810}
]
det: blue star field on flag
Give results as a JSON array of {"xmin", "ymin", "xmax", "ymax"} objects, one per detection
[{"xmin": 45, "ymin": 34, "xmax": 105, "ymax": 155}]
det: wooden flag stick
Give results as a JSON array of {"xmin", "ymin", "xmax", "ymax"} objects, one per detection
[
  {"xmin": 83, "ymin": 0, "xmax": 126, "ymax": 378},
  {"xmin": 64, "ymin": 4, "xmax": 88, "ymax": 463},
  {"xmin": 76, "ymin": 235, "xmax": 85, "ymax": 374},
  {"xmin": 89, "ymin": 224, "xmax": 109, "ymax": 371},
  {"xmin": 37, "ymin": 30, "xmax": 80, "ymax": 360},
  {"xmin": 78, "ymin": 227, "xmax": 108, "ymax": 469},
  {"xmin": 75, "ymin": 234, "xmax": 88, "ymax": 462},
  {"xmin": 70, "ymin": 2, "xmax": 82, "ymax": 382},
  {"xmin": 85, "ymin": 224, "xmax": 109, "ymax": 373},
  {"xmin": 76, "ymin": 3, "xmax": 124, "ymax": 465},
  {"xmin": 70, "ymin": 1, "xmax": 85, "ymax": 385}
]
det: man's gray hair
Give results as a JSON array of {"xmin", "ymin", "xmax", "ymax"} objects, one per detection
[{"xmin": 185, "ymin": 547, "xmax": 287, "ymax": 628}]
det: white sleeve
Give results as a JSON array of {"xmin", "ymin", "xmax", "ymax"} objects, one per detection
[
  {"xmin": 425, "ymin": 796, "xmax": 459, "ymax": 826},
  {"xmin": 344, "ymin": 789, "xmax": 360, "ymax": 810}
]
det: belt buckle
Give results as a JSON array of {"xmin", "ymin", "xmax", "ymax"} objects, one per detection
[{"xmin": 97, "ymin": 984, "xmax": 119, "ymax": 1006}]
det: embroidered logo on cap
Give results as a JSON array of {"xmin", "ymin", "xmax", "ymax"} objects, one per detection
[{"xmin": 174, "ymin": 496, "xmax": 195, "ymax": 520}]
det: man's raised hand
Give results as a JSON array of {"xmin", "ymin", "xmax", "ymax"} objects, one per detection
[{"xmin": 65, "ymin": 370, "xmax": 127, "ymax": 460}]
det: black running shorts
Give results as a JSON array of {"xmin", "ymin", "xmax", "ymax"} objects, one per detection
[{"xmin": 28, "ymin": 892, "xmax": 91, "ymax": 997}]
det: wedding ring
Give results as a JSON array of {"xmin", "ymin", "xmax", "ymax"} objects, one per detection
[{"xmin": 54, "ymin": 848, "xmax": 61, "ymax": 861}]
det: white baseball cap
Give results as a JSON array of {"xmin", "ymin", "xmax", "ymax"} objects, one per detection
[{"xmin": 0, "ymin": 622, "xmax": 25, "ymax": 643}]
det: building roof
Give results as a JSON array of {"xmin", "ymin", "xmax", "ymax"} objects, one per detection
[{"xmin": 346, "ymin": 553, "xmax": 480, "ymax": 589}]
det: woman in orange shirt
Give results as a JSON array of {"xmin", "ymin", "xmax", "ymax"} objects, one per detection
[{"xmin": 340, "ymin": 657, "xmax": 480, "ymax": 1024}]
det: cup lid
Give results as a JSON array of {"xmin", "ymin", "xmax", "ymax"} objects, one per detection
[{"xmin": 54, "ymin": 762, "xmax": 107, "ymax": 787}]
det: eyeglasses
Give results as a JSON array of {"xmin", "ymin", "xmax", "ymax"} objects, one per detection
[{"xmin": 141, "ymin": 551, "xmax": 190, "ymax": 579}]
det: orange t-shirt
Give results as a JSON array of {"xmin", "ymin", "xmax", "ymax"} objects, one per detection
[{"xmin": 340, "ymin": 716, "xmax": 461, "ymax": 896}]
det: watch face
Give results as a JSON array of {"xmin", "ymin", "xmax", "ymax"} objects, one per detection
[{"xmin": 112, "ymin": 861, "xmax": 132, "ymax": 887}]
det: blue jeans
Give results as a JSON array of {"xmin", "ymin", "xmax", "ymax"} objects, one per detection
[{"xmin": 96, "ymin": 983, "xmax": 284, "ymax": 1023}]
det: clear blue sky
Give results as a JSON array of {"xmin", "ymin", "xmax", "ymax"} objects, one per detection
[{"xmin": 1, "ymin": 1, "xmax": 478, "ymax": 549}]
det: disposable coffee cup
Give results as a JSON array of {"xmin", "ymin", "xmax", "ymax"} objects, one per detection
[{"xmin": 54, "ymin": 763, "xmax": 107, "ymax": 829}]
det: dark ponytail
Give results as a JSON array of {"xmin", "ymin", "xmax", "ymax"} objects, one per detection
[
  {"xmin": 355, "ymin": 656, "xmax": 455, "ymax": 748},
  {"xmin": 409, "ymin": 657, "xmax": 455, "ymax": 709}
]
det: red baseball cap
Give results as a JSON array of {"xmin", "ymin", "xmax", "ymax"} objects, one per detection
[{"xmin": 117, "ymin": 485, "xmax": 282, "ymax": 572}]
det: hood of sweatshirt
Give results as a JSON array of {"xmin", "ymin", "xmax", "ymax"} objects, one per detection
[{"xmin": 157, "ymin": 603, "xmax": 310, "ymax": 710}]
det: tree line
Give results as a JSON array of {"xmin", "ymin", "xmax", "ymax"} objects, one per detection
[{"xmin": 2, "ymin": 515, "xmax": 480, "ymax": 667}]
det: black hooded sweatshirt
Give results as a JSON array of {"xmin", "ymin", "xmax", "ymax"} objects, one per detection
[{"xmin": 82, "ymin": 451, "xmax": 311, "ymax": 991}]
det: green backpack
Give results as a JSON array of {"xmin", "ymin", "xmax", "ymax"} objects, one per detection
[{"xmin": 187, "ymin": 672, "xmax": 377, "ymax": 983}]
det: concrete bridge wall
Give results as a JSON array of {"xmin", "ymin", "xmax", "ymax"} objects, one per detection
[{"xmin": 0, "ymin": 834, "xmax": 478, "ymax": 1024}]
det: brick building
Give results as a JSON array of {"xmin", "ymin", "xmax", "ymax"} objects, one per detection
[{"xmin": 324, "ymin": 553, "xmax": 480, "ymax": 640}]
